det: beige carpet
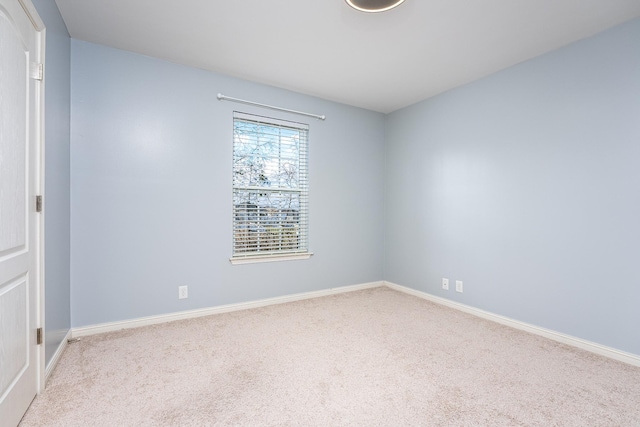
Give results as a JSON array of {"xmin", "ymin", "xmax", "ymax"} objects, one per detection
[{"xmin": 20, "ymin": 287, "xmax": 640, "ymax": 426}]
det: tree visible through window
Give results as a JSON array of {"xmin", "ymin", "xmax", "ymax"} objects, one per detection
[{"xmin": 232, "ymin": 112, "xmax": 309, "ymax": 259}]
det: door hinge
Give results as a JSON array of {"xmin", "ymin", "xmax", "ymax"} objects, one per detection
[
  {"xmin": 30, "ymin": 62, "xmax": 43, "ymax": 81},
  {"xmin": 36, "ymin": 195, "xmax": 43, "ymax": 213},
  {"xmin": 36, "ymin": 327, "xmax": 43, "ymax": 345}
]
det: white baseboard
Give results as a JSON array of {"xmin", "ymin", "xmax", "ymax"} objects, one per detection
[
  {"xmin": 45, "ymin": 329, "xmax": 71, "ymax": 383},
  {"xmin": 70, "ymin": 279, "xmax": 638, "ymax": 367},
  {"xmin": 72, "ymin": 281, "xmax": 384, "ymax": 338},
  {"xmin": 384, "ymin": 281, "xmax": 640, "ymax": 367}
]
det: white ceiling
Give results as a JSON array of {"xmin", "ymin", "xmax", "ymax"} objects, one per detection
[{"xmin": 54, "ymin": 0, "xmax": 640, "ymax": 113}]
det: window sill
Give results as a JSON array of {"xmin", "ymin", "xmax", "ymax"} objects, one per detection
[{"xmin": 230, "ymin": 253, "xmax": 313, "ymax": 265}]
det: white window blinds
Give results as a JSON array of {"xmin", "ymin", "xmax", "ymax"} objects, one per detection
[{"xmin": 232, "ymin": 112, "xmax": 309, "ymax": 259}]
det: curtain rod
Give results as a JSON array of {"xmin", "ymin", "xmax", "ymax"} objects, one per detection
[{"xmin": 217, "ymin": 93, "xmax": 326, "ymax": 121}]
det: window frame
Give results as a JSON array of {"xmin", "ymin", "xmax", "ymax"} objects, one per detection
[{"xmin": 230, "ymin": 111, "xmax": 312, "ymax": 264}]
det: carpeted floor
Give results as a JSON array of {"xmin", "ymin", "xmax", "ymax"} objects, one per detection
[{"xmin": 20, "ymin": 287, "xmax": 640, "ymax": 426}]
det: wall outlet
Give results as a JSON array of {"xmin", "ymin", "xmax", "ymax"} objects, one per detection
[
  {"xmin": 442, "ymin": 278, "xmax": 449, "ymax": 290},
  {"xmin": 178, "ymin": 285, "xmax": 188, "ymax": 299},
  {"xmin": 455, "ymin": 280, "xmax": 463, "ymax": 293}
]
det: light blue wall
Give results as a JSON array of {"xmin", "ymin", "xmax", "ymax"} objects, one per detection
[
  {"xmin": 385, "ymin": 18, "xmax": 640, "ymax": 355},
  {"xmin": 68, "ymin": 16, "xmax": 639, "ymax": 356},
  {"xmin": 32, "ymin": 0, "xmax": 71, "ymax": 367},
  {"xmin": 70, "ymin": 40, "xmax": 385, "ymax": 327}
]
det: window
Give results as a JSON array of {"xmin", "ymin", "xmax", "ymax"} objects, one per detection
[{"xmin": 231, "ymin": 112, "xmax": 310, "ymax": 263}]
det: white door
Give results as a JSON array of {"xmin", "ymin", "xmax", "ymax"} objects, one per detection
[{"xmin": 0, "ymin": 1, "xmax": 43, "ymax": 426}]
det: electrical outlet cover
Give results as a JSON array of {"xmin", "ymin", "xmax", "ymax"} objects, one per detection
[
  {"xmin": 455, "ymin": 281, "xmax": 463, "ymax": 293},
  {"xmin": 178, "ymin": 285, "xmax": 188, "ymax": 299},
  {"xmin": 442, "ymin": 278, "xmax": 449, "ymax": 290}
]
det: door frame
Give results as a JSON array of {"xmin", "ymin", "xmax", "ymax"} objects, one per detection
[{"xmin": 18, "ymin": 0, "xmax": 46, "ymax": 394}]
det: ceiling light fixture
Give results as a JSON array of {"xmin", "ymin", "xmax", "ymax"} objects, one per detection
[{"xmin": 345, "ymin": 0, "xmax": 406, "ymax": 13}]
